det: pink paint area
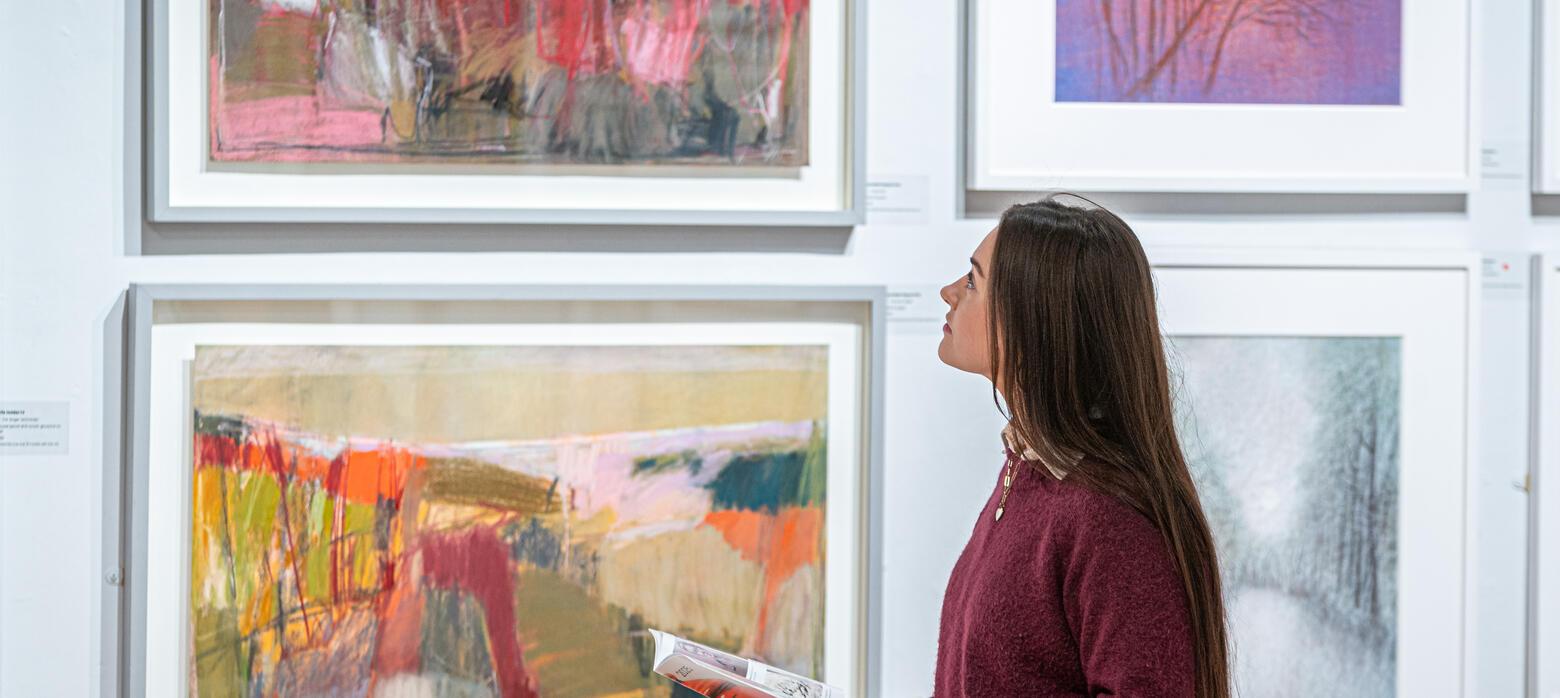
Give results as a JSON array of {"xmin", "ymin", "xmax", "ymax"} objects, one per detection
[
  {"xmin": 212, "ymin": 95, "xmax": 387, "ymax": 162},
  {"xmin": 620, "ymin": 0, "xmax": 711, "ymax": 88},
  {"xmin": 534, "ymin": 0, "xmax": 616, "ymax": 78},
  {"xmin": 430, "ymin": 420, "xmax": 817, "ymax": 536}
]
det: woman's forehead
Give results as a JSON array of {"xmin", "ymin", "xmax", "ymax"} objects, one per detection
[{"xmin": 975, "ymin": 227, "xmax": 1000, "ymax": 260}]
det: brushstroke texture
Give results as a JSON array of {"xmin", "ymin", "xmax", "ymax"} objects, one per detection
[
  {"xmin": 188, "ymin": 344, "xmax": 831, "ymax": 696},
  {"xmin": 210, "ymin": 0, "xmax": 811, "ymax": 165},
  {"xmin": 1055, "ymin": 0, "xmax": 1401, "ymax": 104}
]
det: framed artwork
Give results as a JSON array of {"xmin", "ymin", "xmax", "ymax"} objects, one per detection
[
  {"xmin": 968, "ymin": 0, "xmax": 1475, "ymax": 192},
  {"xmin": 1151, "ymin": 252, "xmax": 1475, "ymax": 695},
  {"xmin": 1533, "ymin": 256, "xmax": 1560, "ymax": 696},
  {"xmin": 146, "ymin": 1, "xmax": 863, "ymax": 225},
  {"xmin": 107, "ymin": 285, "xmax": 884, "ymax": 697},
  {"xmin": 1538, "ymin": 2, "xmax": 1560, "ymax": 193}
]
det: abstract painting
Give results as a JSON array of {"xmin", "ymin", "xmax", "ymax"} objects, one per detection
[
  {"xmin": 187, "ymin": 344, "xmax": 831, "ymax": 697},
  {"xmin": 209, "ymin": 0, "xmax": 811, "ymax": 166},
  {"xmin": 1055, "ymin": 0, "xmax": 1402, "ymax": 104},
  {"xmin": 1170, "ymin": 337, "xmax": 1399, "ymax": 697}
]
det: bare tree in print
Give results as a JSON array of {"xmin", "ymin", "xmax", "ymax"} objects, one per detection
[
  {"xmin": 1171, "ymin": 337, "xmax": 1399, "ymax": 697},
  {"xmin": 1083, "ymin": 0, "xmax": 1351, "ymax": 101}
]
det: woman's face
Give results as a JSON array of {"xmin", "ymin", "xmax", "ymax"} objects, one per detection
[{"xmin": 938, "ymin": 227, "xmax": 999, "ymax": 380}]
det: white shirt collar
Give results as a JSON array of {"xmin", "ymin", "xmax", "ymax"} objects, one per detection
[{"xmin": 1001, "ymin": 423, "xmax": 1070, "ymax": 480}]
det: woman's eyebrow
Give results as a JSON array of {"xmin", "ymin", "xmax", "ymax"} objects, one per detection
[{"xmin": 970, "ymin": 258, "xmax": 985, "ymax": 278}]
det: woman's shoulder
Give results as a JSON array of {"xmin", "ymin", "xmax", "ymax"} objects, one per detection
[
  {"xmin": 1043, "ymin": 472, "xmax": 1169, "ymax": 555},
  {"xmin": 1041, "ymin": 475, "xmax": 1186, "ymax": 612}
]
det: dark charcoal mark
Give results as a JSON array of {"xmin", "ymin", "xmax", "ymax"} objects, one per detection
[
  {"xmin": 633, "ymin": 449, "xmax": 704, "ymax": 478},
  {"xmin": 193, "ymin": 411, "xmax": 248, "ymax": 441},
  {"xmin": 505, "ymin": 517, "xmax": 562, "ymax": 572}
]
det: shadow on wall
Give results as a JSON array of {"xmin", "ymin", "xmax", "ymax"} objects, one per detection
[
  {"xmin": 138, "ymin": 222, "xmax": 857, "ymax": 256},
  {"xmin": 964, "ymin": 191, "xmax": 1468, "ymax": 220},
  {"xmin": 1530, "ymin": 195, "xmax": 1560, "ymax": 218}
]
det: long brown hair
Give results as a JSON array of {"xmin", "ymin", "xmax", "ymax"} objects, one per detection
[{"xmin": 987, "ymin": 195, "xmax": 1230, "ymax": 698}]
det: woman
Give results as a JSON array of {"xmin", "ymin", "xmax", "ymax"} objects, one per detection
[{"xmin": 933, "ymin": 196, "xmax": 1229, "ymax": 697}]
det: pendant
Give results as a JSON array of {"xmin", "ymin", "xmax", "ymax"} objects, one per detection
[{"xmin": 994, "ymin": 506, "xmax": 1004, "ymax": 522}]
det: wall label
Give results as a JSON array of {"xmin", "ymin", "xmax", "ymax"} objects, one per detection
[
  {"xmin": 866, "ymin": 174, "xmax": 930, "ymax": 224},
  {"xmin": 0, "ymin": 401, "xmax": 70, "ymax": 456}
]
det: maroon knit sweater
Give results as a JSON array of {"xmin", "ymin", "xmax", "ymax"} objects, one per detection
[{"xmin": 934, "ymin": 452, "xmax": 1196, "ymax": 697}]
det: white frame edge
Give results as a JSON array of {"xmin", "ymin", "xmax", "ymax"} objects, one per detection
[
  {"xmin": 1149, "ymin": 249, "xmax": 1480, "ymax": 696},
  {"xmin": 1536, "ymin": 0, "xmax": 1559, "ymax": 194},
  {"xmin": 1532, "ymin": 255, "xmax": 1556, "ymax": 698},
  {"xmin": 143, "ymin": 2, "xmax": 867, "ymax": 227},
  {"xmin": 1463, "ymin": 250, "xmax": 1483, "ymax": 698},
  {"xmin": 105, "ymin": 283, "xmax": 888, "ymax": 698},
  {"xmin": 963, "ymin": 0, "xmax": 1480, "ymax": 195}
]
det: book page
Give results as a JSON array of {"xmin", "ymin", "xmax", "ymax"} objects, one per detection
[
  {"xmin": 654, "ymin": 654, "xmax": 779, "ymax": 698},
  {"xmin": 748, "ymin": 664, "xmax": 833, "ymax": 698},
  {"xmin": 650, "ymin": 629, "xmax": 843, "ymax": 698}
]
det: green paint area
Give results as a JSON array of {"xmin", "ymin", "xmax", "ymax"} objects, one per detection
[
  {"xmin": 302, "ymin": 494, "xmax": 335, "ymax": 595},
  {"xmin": 199, "ymin": 470, "xmax": 283, "ymax": 611},
  {"xmin": 706, "ymin": 424, "xmax": 827, "ymax": 513},
  {"xmin": 424, "ymin": 457, "xmax": 559, "ymax": 515},
  {"xmin": 191, "ymin": 605, "xmax": 249, "ymax": 698},
  {"xmin": 796, "ymin": 422, "xmax": 829, "ymax": 509},
  {"xmin": 512, "ymin": 569, "xmax": 672, "ymax": 698},
  {"xmin": 193, "ymin": 465, "xmax": 387, "ymax": 642}
]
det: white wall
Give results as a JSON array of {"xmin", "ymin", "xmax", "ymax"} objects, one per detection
[{"xmin": 0, "ymin": 0, "xmax": 1546, "ymax": 696}]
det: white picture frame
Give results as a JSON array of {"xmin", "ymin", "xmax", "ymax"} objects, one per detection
[
  {"xmin": 106, "ymin": 285, "xmax": 886, "ymax": 698},
  {"xmin": 1537, "ymin": 2, "xmax": 1560, "ymax": 193},
  {"xmin": 1149, "ymin": 251, "xmax": 1477, "ymax": 695},
  {"xmin": 144, "ymin": 1, "xmax": 864, "ymax": 225},
  {"xmin": 1532, "ymin": 255, "xmax": 1560, "ymax": 697},
  {"xmin": 968, "ymin": 0, "xmax": 1477, "ymax": 193}
]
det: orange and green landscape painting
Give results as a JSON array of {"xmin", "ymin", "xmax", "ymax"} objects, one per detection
[{"xmin": 187, "ymin": 344, "xmax": 831, "ymax": 697}]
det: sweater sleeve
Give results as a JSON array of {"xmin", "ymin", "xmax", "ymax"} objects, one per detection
[{"xmin": 1059, "ymin": 496, "xmax": 1197, "ymax": 697}]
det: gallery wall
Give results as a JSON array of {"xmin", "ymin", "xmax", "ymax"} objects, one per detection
[{"xmin": 0, "ymin": 1, "xmax": 1550, "ymax": 697}]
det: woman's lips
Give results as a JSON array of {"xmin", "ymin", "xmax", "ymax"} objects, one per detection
[{"xmin": 943, "ymin": 323, "xmax": 951, "ymax": 334}]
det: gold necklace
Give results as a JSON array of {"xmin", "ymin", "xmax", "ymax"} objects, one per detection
[{"xmin": 994, "ymin": 452, "xmax": 1018, "ymax": 522}]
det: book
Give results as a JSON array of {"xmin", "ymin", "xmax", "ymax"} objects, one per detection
[{"xmin": 648, "ymin": 629, "xmax": 845, "ymax": 698}]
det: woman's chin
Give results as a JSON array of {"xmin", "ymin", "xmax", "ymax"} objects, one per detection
[{"xmin": 936, "ymin": 338, "xmax": 962, "ymax": 370}]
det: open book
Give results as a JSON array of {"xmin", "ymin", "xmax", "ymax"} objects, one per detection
[{"xmin": 649, "ymin": 629, "xmax": 845, "ymax": 698}]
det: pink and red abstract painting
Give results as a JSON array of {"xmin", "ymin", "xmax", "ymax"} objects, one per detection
[
  {"xmin": 1055, "ymin": 0, "xmax": 1402, "ymax": 104},
  {"xmin": 209, "ymin": 0, "xmax": 810, "ymax": 166}
]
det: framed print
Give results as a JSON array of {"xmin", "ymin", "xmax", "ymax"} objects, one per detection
[
  {"xmin": 1538, "ymin": 2, "xmax": 1560, "ymax": 193},
  {"xmin": 1533, "ymin": 256, "xmax": 1560, "ymax": 696},
  {"xmin": 968, "ymin": 1, "xmax": 1476, "ymax": 193},
  {"xmin": 1151, "ymin": 252, "xmax": 1475, "ymax": 695},
  {"xmin": 146, "ymin": 1, "xmax": 864, "ymax": 225},
  {"xmin": 107, "ymin": 285, "xmax": 884, "ymax": 697}
]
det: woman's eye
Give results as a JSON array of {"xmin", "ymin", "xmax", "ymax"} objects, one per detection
[{"xmin": 965, "ymin": 272, "xmax": 975, "ymax": 289}]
